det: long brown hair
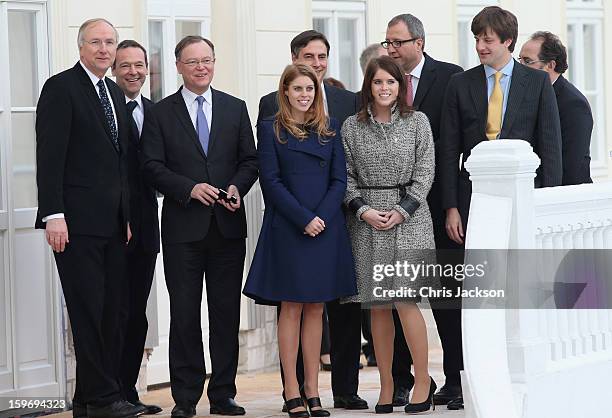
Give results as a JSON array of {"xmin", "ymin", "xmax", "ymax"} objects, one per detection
[
  {"xmin": 357, "ymin": 56, "xmax": 412, "ymax": 123},
  {"xmin": 274, "ymin": 64, "xmax": 334, "ymax": 143}
]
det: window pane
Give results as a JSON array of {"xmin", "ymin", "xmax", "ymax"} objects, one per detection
[
  {"xmin": 583, "ymin": 24, "xmax": 596, "ymax": 90},
  {"xmin": 338, "ymin": 18, "xmax": 357, "ymax": 91},
  {"xmin": 566, "ymin": 24, "xmax": 575, "ymax": 84},
  {"xmin": 313, "ymin": 18, "xmax": 329, "ymax": 38},
  {"xmin": 11, "ymin": 113, "xmax": 37, "ymax": 208},
  {"xmin": 458, "ymin": 21, "xmax": 469, "ymax": 69},
  {"xmin": 148, "ymin": 20, "xmax": 164, "ymax": 103},
  {"xmin": 8, "ymin": 10, "xmax": 38, "ymax": 107}
]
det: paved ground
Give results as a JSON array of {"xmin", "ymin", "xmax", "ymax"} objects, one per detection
[{"xmin": 48, "ymin": 352, "xmax": 465, "ymax": 418}]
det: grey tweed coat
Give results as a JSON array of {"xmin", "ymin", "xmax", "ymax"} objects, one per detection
[{"xmin": 341, "ymin": 107, "xmax": 436, "ymax": 304}]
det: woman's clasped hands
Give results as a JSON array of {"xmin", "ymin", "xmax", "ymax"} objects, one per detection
[{"xmin": 361, "ymin": 209, "xmax": 405, "ymax": 230}]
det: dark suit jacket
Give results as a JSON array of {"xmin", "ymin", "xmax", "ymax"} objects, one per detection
[
  {"xmin": 141, "ymin": 87, "xmax": 258, "ymax": 244},
  {"xmin": 412, "ymin": 54, "xmax": 463, "ymax": 246},
  {"xmin": 127, "ymin": 96, "xmax": 160, "ymax": 253},
  {"xmin": 440, "ymin": 60, "xmax": 562, "ymax": 225},
  {"xmin": 553, "ymin": 75, "xmax": 593, "ymax": 185},
  {"xmin": 35, "ymin": 62, "xmax": 130, "ymax": 236},
  {"xmin": 257, "ymin": 84, "xmax": 359, "ymax": 126}
]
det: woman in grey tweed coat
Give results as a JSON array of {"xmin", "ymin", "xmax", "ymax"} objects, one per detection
[{"xmin": 342, "ymin": 56, "xmax": 436, "ymax": 413}]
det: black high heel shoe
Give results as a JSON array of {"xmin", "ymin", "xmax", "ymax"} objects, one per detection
[
  {"xmin": 306, "ymin": 397, "xmax": 330, "ymax": 417},
  {"xmin": 374, "ymin": 403, "xmax": 393, "ymax": 414},
  {"xmin": 285, "ymin": 397, "xmax": 309, "ymax": 417},
  {"xmin": 404, "ymin": 377, "xmax": 437, "ymax": 414}
]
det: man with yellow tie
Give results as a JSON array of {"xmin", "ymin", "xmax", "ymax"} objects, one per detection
[{"xmin": 439, "ymin": 5, "xmax": 562, "ymax": 247}]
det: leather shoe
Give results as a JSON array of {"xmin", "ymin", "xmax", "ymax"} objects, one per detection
[
  {"xmin": 87, "ymin": 400, "xmax": 145, "ymax": 418},
  {"xmin": 333, "ymin": 394, "xmax": 368, "ymax": 410},
  {"xmin": 366, "ymin": 353, "xmax": 377, "ymax": 367},
  {"xmin": 392, "ymin": 385, "xmax": 412, "ymax": 407},
  {"xmin": 209, "ymin": 398, "xmax": 246, "ymax": 416},
  {"xmin": 72, "ymin": 401, "xmax": 87, "ymax": 418},
  {"xmin": 447, "ymin": 396, "xmax": 464, "ymax": 410},
  {"xmin": 132, "ymin": 400, "xmax": 162, "ymax": 415},
  {"xmin": 171, "ymin": 404, "xmax": 196, "ymax": 418},
  {"xmin": 433, "ymin": 384, "xmax": 462, "ymax": 406}
]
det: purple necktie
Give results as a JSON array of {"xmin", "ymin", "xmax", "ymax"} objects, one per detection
[{"xmin": 195, "ymin": 96, "xmax": 210, "ymax": 155}]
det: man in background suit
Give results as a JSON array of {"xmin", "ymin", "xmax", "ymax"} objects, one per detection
[
  {"xmin": 440, "ymin": 8, "xmax": 562, "ymax": 407},
  {"xmin": 519, "ymin": 31, "xmax": 593, "ymax": 185},
  {"xmin": 141, "ymin": 36, "xmax": 258, "ymax": 418},
  {"xmin": 35, "ymin": 18, "xmax": 142, "ymax": 418},
  {"xmin": 383, "ymin": 13, "xmax": 464, "ymax": 408},
  {"xmin": 112, "ymin": 39, "xmax": 162, "ymax": 415},
  {"xmin": 258, "ymin": 30, "xmax": 367, "ymax": 411}
]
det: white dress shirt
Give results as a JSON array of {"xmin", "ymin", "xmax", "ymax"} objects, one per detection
[
  {"xmin": 126, "ymin": 93, "xmax": 144, "ymax": 136},
  {"xmin": 406, "ymin": 54, "xmax": 426, "ymax": 101},
  {"xmin": 181, "ymin": 86, "xmax": 213, "ymax": 131}
]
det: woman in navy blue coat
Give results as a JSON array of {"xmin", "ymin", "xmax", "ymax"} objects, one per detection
[{"xmin": 244, "ymin": 64, "xmax": 357, "ymax": 417}]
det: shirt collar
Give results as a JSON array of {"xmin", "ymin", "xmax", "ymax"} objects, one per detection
[
  {"xmin": 484, "ymin": 57, "xmax": 514, "ymax": 79},
  {"xmin": 181, "ymin": 85, "xmax": 213, "ymax": 105},
  {"xmin": 125, "ymin": 93, "xmax": 143, "ymax": 108},
  {"xmin": 79, "ymin": 60, "xmax": 106, "ymax": 86},
  {"xmin": 409, "ymin": 54, "xmax": 426, "ymax": 79}
]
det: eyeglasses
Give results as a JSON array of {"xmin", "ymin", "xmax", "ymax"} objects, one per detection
[
  {"xmin": 518, "ymin": 57, "xmax": 546, "ymax": 65},
  {"xmin": 179, "ymin": 58, "xmax": 216, "ymax": 67},
  {"xmin": 84, "ymin": 39, "xmax": 117, "ymax": 49},
  {"xmin": 380, "ymin": 38, "xmax": 419, "ymax": 49}
]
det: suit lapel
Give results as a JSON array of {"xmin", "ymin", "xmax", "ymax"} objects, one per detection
[
  {"xmin": 413, "ymin": 54, "xmax": 436, "ymax": 108},
  {"xmin": 75, "ymin": 63, "xmax": 116, "ymax": 150},
  {"xmin": 500, "ymin": 60, "xmax": 528, "ymax": 136},
  {"xmin": 207, "ymin": 88, "xmax": 222, "ymax": 156},
  {"xmin": 469, "ymin": 65, "xmax": 488, "ymax": 134},
  {"xmin": 324, "ymin": 85, "xmax": 341, "ymax": 118},
  {"xmin": 172, "ymin": 88, "xmax": 207, "ymax": 160}
]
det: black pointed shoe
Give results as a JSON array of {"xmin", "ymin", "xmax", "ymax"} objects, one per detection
[
  {"xmin": 374, "ymin": 403, "xmax": 393, "ymax": 414},
  {"xmin": 404, "ymin": 377, "xmax": 437, "ymax": 414},
  {"xmin": 306, "ymin": 397, "xmax": 330, "ymax": 417},
  {"xmin": 209, "ymin": 398, "xmax": 246, "ymax": 416},
  {"xmin": 285, "ymin": 397, "xmax": 309, "ymax": 417},
  {"xmin": 132, "ymin": 400, "xmax": 162, "ymax": 415},
  {"xmin": 392, "ymin": 384, "xmax": 413, "ymax": 407},
  {"xmin": 447, "ymin": 396, "xmax": 464, "ymax": 410},
  {"xmin": 87, "ymin": 400, "xmax": 145, "ymax": 418}
]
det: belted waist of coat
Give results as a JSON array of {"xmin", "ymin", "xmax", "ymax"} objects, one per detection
[{"xmin": 356, "ymin": 181, "xmax": 414, "ymax": 198}]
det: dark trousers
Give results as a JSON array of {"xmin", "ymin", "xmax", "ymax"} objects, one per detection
[
  {"xmin": 54, "ymin": 229, "xmax": 126, "ymax": 407},
  {"xmin": 119, "ymin": 248, "xmax": 158, "ymax": 402},
  {"xmin": 163, "ymin": 219, "xmax": 245, "ymax": 405},
  {"xmin": 279, "ymin": 301, "xmax": 362, "ymax": 397}
]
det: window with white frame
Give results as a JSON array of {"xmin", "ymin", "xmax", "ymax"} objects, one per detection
[
  {"xmin": 566, "ymin": 0, "xmax": 605, "ymax": 172},
  {"xmin": 456, "ymin": 0, "xmax": 498, "ymax": 70},
  {"xmin": 312, "ymin": 1, "xmax": 366, "ymax": 92},
  {"xmin": 147, "ymin": 0, "xmax": 211, "ymax": 102},
  {"xmin": 1, "ymin": 1, "xmax": 50, "ymax": 210}
]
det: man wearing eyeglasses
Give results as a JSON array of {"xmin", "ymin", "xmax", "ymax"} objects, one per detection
[
  {"xmin": 383, "ymin": 13, "xmax": 465, "ymax": 409},
  {"xmin": 140, "ymin": 35, "xmax": 257, "ymax": 418},
  {"xmin": 35, "ymin": 18, "xmax": 143, "ymax": 418},
  {"xmin": 519, "ymin": 31, "xmax": 593, "ymax": 185}
]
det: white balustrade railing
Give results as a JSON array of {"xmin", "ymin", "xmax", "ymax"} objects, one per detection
[{"xmin": 462, "ymin": 140, "xmax": 612, "ymax": 418}]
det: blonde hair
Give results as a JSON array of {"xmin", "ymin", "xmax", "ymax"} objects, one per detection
[{"xmin": 274, "ymin": 64, "xmax": 334, "ymax": 143}]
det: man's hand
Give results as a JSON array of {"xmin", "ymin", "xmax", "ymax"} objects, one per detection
[
  {"xmin": 361, "ymin": 209, "xmax": 389, "ymax": 230},
  {"xmin": 46, "ymin": 218, "xmax": 69, "ymax": 252},
  {"xmin": 127, "ymin": 223, "xmax": 132, "ymax": 244},
  {"xmin": 445, "ymin": 207, "xmax": 464, "ymax": 244},
  {"xmin": 190, "ymin": 183, "xmax": 219, "ymax": 206},
  {"xmin": 304, "ymin": 216, "xmax": 325, "ymax": 237},
  {"xmin": 219, "ymin": 185, "xmax": 241, "ymax": 212},
  {"xmin": 379, "ymin": 209, "xmax": 405, "ymax": 230}
]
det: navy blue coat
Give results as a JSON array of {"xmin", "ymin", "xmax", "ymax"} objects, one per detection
[{"xmin": 243, "ymin": 117, "xmax": 357, "ymax": 305}]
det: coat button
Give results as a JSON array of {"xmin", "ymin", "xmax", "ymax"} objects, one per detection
[{"xmin": 320, "ymin": 161, "xmax": 326, "ymax": 167}]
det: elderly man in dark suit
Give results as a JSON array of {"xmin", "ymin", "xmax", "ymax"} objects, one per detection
[
  {"xmin": 519, "ymin": 31, "xmax": 593, "ymax": 185},
  {"xmin": 112, "ymin": 39, "xmax": 162, "ymax": 415},
  {"xmin": 35, "ymin": 18, "xmax": 143, "ymax": 418},
  {"xmin": 382, "ymin": 13, "xmax": 465, "ymax": 408},
  {"xmin": 141, "ymin": 36, "xmax": 257, "ymax": 418},
  {"xmin": 258, "ymin": 30, "xmax": 367, "ymax": 411},
  {"xmin": 440, "ymin": 10, "xmax": 562, "ymax": 409}
]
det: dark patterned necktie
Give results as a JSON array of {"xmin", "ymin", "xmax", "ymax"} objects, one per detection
[{"xmin": 97, "ymin": 79, "xmax": 119, "ymax": 151}]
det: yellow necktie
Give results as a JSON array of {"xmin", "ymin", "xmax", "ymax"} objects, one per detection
[{"xmin": 486, "ymin": 71, "xmax": 503, "ymax": 140}]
